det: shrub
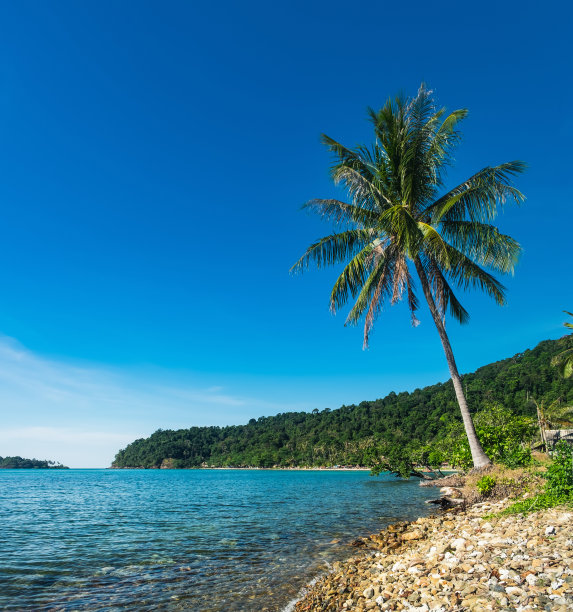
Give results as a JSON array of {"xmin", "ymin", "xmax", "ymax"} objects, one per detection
[
  {"xmin": 434, "ymin": 404, "xmax": 536, "ymax": 470},
  {"xmin": 476, "ymin": 475, "xmax": 496, "ymax": 497},
  {"xmin": 546, "ymin": 441, "xmax": 573, "ymax": 498},
  {"xmin": 500, "ymin": 442, "xmax": 573, "ymax": 515}
]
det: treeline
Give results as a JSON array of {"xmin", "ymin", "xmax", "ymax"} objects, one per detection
[
  {"xmin": 112, "ymin": 337, "xmax": 573, "ymax": 469},
  {"xmin": 0, "ymin": 456, "xmax": 69, "ymax": 469}
]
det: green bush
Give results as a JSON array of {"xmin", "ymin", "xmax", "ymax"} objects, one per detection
[
  {"xmin": 501, "ymin": 442, "xmax": 573, "ymax": 515},
  {"xmin": 546, "ymin": 441, "xmax": 573, "ymax": 498},
  {"xmin": 434, "ymin": 404, "xmax": 535, "ymax": 470},
  {"xmin": 476, "ymin": 475, "xmax": 496, "ymax": 497}
]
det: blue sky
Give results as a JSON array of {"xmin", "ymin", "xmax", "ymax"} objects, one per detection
[{"xmin": 0, "ymin": 1, "xmax": 571, "ymax": 467}]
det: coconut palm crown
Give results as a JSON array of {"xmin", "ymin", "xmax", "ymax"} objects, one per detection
[{"xmin": 291, "ymin": 85, "xmax": 526, "ymax": 468}]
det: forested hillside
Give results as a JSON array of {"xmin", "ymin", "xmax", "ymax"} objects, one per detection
[{"xmin": 112, "ymin": 337, "xmax": 573, "ymax": 469}]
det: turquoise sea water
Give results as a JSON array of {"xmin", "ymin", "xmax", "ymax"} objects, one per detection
[{"xmin": 0, "ymin": 469, "xmax": 437, "ymax": 611}]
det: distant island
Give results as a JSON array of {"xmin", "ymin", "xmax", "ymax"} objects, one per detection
[
  {"xmin": 0, "ymin": 456, "xmax": 69, "ymax": 469},
  {"xmin": 112, "ymin": 337, "xmax": 572, "ymax": 469}
]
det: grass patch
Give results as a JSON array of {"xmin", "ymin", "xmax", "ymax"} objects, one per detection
[
  {"xmin": 460, "ymin": 464, "xmax": 545, "ymax": 506},
  {"xmin": 489, "ymin": 442, "xmax": 573, "ymax": 516},
  {"xmin": 498, "ymin": 493, "xmax": 573, "ymax": 516}
]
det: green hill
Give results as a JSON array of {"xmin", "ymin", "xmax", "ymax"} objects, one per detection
[{"xmin": 112, "ymin": 337, "xmax": 573, "ymax": 469}]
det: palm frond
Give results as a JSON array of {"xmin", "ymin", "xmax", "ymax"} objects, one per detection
[
  {"xmin": 321, "ymin": 134, "xmax": 377, "ymax": 182},
  {"xmin": 406, "ymin": 272, "xmax": 420, "ymax": 326},
  {"xmin": 363, "ymin": 262, "xmax": 392, "ymax": 348},
  {"xmin": 422, "ymin": 108, "xmax": 467, "ymax": 187},
  {"xmin": 345, "ymin": 254, "xmax": 393, "ymax": 328},
  {"xmin": 329, "ymin": 244, "xmax": 375, "ymax": 312},
  {"xmin": 552, "ymin": 315, "xmax": 573, "ymax": 378},
  {"xmin": 427, "ymin": 161, "xmax": 526, "ymax": 223},
  {"xmin": 440, "ymin": 220, "xmax": 521, "ymax": 273},
  {"xmin": 428, "ymin": 259, "xmax": 470, "ymax": 324},
  {"xmin": 331, "ymin": 165, "xmax": 393, "ymax": 211},
  {"xmin": 290, "ymin": 229, "xmax": 375, "ymax": 274},
  {"xmin": 391, "ymin": 255, "xmax": 408, "ymax": 304},
  {"xmin": 553, "ymin": 349, "xmax": 573, "ymax": 378},
  {"xmin": 379, "ymin": 205, "xmax": 421, "ymax": 256},
  {"xmin": 302, "ymin": 199, "xmax": 380, "ymax": 227},
  {"xmin": 443, "ymin": 243, "xmax": 507, "ymax": 305},
  {"xmin": 400, "ymin": 85, "xmax": 444, "ymax": 206},
  {"xmin": 368, "ymin": 96, "xmax": 408, "ymax": 192},
  {"xmin": 417, "ymin": 221, "xmax": 451, "ymax": 269}
]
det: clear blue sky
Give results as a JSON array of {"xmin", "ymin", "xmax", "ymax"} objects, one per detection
[{"xmin": 0, "ymin": 0, "xmax": 571, "ymax": 466}]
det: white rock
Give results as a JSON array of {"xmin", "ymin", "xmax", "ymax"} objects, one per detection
[
  {"xmin": 450, "ymin": 537, "xmax": 466, "ymax": 551},
  {"xmin": 545, "ymin": 525, "xmax": 556, "ymax": 535},
  {"xmin": 505, "ymin": 586, "xmax": 523, "ymax": 596}
]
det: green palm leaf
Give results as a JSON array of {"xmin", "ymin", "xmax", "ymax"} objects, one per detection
[
  {"xmin": 329, "ymin": 244, "xmax": 375, "ymax": 311},
  {"xmin": 290, "ymin": 229, "xmax": 375, "ymax": 273},
  {"xmin": 428, "ymin": 161, "xmax": 526, "ymax": 223},
  {"xmin": 551, "ymin": 312, "xmax": 573, "ymax": 378},
  {"xmin": 302, "ymin": 199, "xmax": 380, "ymax": 227},
  {"xmin": 442, "ymin": 242, "xmax": 507, "ymax": 305},
  {"xmin": 440, "ymin": 220, "xmax": 521, "ymax": 273}
]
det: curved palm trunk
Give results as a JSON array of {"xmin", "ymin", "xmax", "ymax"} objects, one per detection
[
  {"xmin": 533, "ymin": 400, "xmax": 548, "ymax": 453},
  {"xmin": 414, "ymin": 258, "xmax": 492, "ymax": 469}
]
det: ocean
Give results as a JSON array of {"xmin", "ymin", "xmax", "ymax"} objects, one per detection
[{"xmin": 0, "ymin": 469, "xmax": 437, "ymax": 610}]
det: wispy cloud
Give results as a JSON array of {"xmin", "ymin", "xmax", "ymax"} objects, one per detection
[
  {"xmin": 0, "ymin": 427, "xmax": 138, "ymax": 469},
  {"xmin": 0, "ymin": 336, "xmax": 312, "ymax": 467}
]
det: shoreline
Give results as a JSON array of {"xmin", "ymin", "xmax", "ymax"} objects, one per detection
[
  {"xmin": 108, "ymin": 466, "xmax": 372, "ymax": 471},
  {"xmin": 289, "ymin": 499, "xmax": 573, "ymax": 611}
]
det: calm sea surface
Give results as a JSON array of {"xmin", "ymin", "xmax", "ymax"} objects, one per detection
[{"xmin": 0, "ymin": 469, "xmax": 438, "ymax": 611}]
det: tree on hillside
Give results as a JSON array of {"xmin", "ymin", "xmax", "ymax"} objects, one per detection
[{"xmin": 292, "ymin": 85, "xmax": 526, "ymax": 469}]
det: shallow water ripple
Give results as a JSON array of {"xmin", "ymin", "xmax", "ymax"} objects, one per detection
[{"xmin": 0, "ymin": 469, "xmax": 437, "ymax": 610}]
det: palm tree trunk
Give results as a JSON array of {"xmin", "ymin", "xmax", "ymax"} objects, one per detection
[
  {"xmin": 414, "ymin": 258, "xmax": 492, "ymax": 469},
  {"xmin": 534, "ymin": 400, "xmax": 548, "ymax": 453}
]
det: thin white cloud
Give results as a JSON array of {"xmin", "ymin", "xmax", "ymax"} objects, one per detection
[
  {"xmin": 0, "ymin": 427, "xmax": 140, "ymax": 469},
  {"xmin": 0, "ymin": 336, "xmax": 313, "ymax": 467},
  {"xmin": 0, "ymin": 426, "xmax": 134, "ymax": 443}
]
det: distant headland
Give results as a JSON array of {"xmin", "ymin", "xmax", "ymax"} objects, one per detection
[{"xmin": 0, "ymin": 456, "xmax": 69, "ymax": 469}]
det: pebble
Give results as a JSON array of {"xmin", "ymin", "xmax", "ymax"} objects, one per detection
[{"xmin": 294, "ymin": 500, "xmax": 573, "ymax": 611}]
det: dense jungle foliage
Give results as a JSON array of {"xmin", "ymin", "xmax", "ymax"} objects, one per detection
[
  {"xmin": 0, "ymin": 456, "xmax": 68, "ymax": 469},
  {"xmin": 112, "ymin": 337, "xmax": 573, "ymax": 469}
]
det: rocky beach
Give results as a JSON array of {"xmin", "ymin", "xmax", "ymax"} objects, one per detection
[{"xmin": 293, "ymin": 499, "xmax": 573, "ymax": 611}]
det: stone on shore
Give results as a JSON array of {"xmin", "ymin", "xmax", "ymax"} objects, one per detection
[{"xmin": 294, "ymin": 501, "xmax": 573, "ymax": 611}]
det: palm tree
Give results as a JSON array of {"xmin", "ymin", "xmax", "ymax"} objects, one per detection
[
  {"xmin": 552, "ymin": 311, "xmax": 573, "ymax": 378},
  {"xmin": 534, "ymin": 398, "xmax": 573, "ymax": 452},
  {"xmin": 291, "ymin": 85, "xmax": 526, "ymax": 469}
]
